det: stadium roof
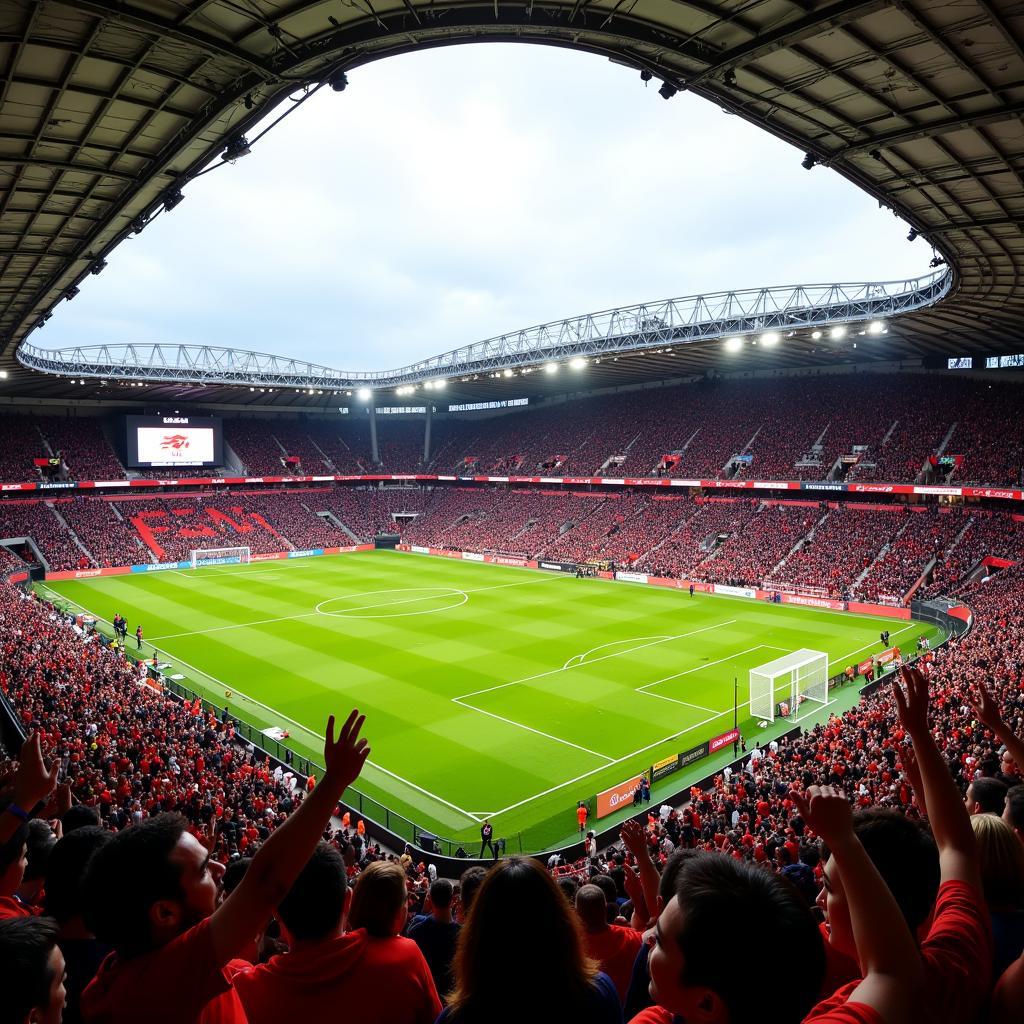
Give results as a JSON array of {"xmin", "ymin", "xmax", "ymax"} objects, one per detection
[{"xmin": 1, "ymin": 0, "xmax": 1021, "ymax": 408}]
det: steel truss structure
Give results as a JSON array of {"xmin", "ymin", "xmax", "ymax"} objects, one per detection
[{"xmin": 16, "ymin": 272, "xmax": 950, "ymax": 391}]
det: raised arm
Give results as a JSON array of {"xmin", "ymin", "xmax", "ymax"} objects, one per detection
[
  {"xmin": 208, "ymin": 709, "xmax": 370, "ymax": 964},
  {"xmin": 0, "ymin": 733, "xmax": 58, "ymax": 845},
  {"xmin": 971, "ymin": 680, "xmax": 1024, "ymax": 778},
  {"xmin": 795, "ymin": 785, "xmax": 923, "ymax": 1023},
  {"xmin": 892, "ymin": 666, "xmax": 980, "ymax": 888},
  {"xmin": 619, "ymin": 818, "xmax": 660, "ymax": 922}
]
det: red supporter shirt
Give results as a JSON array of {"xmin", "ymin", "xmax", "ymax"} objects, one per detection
[
  {"xmin": 230, "ymin": 930, "xmax": 441, "ymax": 1024},
  {"xmin": 0, "ymin": 895, "xmax": 31, "ymax": 920},
  {"xmin": 628, "ymin": 1008, "xmax": 674, "ymax": 1024},
  {"xmin": 582, "ymin": 924, "xmax": 644, "ymax": 1002},
  {"xmin": 805, "ymin": 880, "xmax": 991, "ymax": 1024},
  {"xmin": 80, "ymin": 918, "xmax": 248, "ymax": 1024}
]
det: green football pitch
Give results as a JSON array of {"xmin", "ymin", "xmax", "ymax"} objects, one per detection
[{"xmin": 39, "ymin": 551, "xmax": 943, "ymax": 853}]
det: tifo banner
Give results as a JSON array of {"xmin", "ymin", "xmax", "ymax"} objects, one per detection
[
  {"xmin": 709, "ymin": 728, "xmax": 740, "ymax": 754},
  {"xmin": 596, "ymin": 775, "xmax": 646, "ymax": 819},
  {"xmin": 713, "ymin": 584, "xmax": 758, "ymax": 599}
]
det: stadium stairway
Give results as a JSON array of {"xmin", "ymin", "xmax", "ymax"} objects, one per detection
[{"xmin": 47, "ymin": 502, "xmax": 95, "ymax": 566}]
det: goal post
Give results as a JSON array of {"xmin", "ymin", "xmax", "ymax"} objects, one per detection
[
  {"xmin": 749, "ymin": 649, "xmax": 830, "ymax": 724},
  {"xmin": 190, "ymin": 546, "xmax": 251, "ymax": 568}
]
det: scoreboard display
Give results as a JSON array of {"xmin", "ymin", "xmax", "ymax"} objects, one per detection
[{"xmin": 125, "ymin": 415, "xmax": 223, "ymax": 469}]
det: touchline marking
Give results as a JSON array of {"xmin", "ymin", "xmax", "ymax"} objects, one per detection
[
  {"xmin": 454, "ymin": 620, "xmax": 737, "ymax": 702},
  {"xmin": 451, "ymin": 697, "xmax": 615, "ymax": 762}
]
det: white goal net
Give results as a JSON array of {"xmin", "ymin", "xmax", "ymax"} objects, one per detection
[
  {"xmin": 190, "ymin": 546, "xmax": 251, "ymax": 568},
  {"xmin": 750, "ymin": 649, "xmax": 829, "ymax": 724}
]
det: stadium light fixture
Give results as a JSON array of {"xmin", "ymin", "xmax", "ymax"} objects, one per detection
[
  {"xmin": 544, "ymin": 362, "xmax": 558, "ymax": 374},
  {"xmin": 434, "ymin": 379, "xmax": 446, "ymax": 389},
  {"xmin": 725, "ymin": 337, "xmax": 743, "ymax": 353},
  {"xmin": 327, "ymin": 70, "xmax": 349, "ymax": 92},
  {"xmin": 503, "ymin": 368, "xmax": 514, "ymax": 378},
  {"xmin": 658, "ymin": 82, "xmax": 677, "ymax": 100},
  {"xmin": 811, "ymin": 330, "xmax": 822, "ymax": 340},
  {"xmin": 868, "ymin": 321, "xmax": 885, "ymax": 335},
  {"xmin": 760, "ymin": 331, "xmax": 780, "ymax": 346},
  {"xmin": 801, "ymin": 152, "xmax": 817, "ymax": 170},
  {"xmin": 0, "ymin": 371, "xmax": 8, "ymax": 379},
  {"xmin": 162, "ymin": 188, "xmax": 185, "ymax": 212},
  {"xmin": 830, "ymin": 325, "xmax": 847, "ymax": 339},
  {"xmin": 907, "ymin": 227, "xmax": 919, "ymax": 242},
  {"xmin": 356, "ymin": 387, "xmax": 372, "ymax": 401},
  {"xmin": 570, "ymin": 357, "xmax": 587, "ymax": 370},
  {"xmin": 222, "ymin": 136, "xmax": 251, "ymax": 162}
]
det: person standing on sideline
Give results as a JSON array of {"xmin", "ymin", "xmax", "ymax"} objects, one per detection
[
  {"xmin": 576, "ymin": 802, "xmax": 588, "ymax": 835},
  {"xmin": 135, "ymin": 624, "xmax": 143, "ymax": 650},
  {"xmin": 688, "ymin": 584, "xmax": 694, "ymax": 597},
  {"xmin": 479, "ymin": 820, "xmax": 495, "ymax": 860}
]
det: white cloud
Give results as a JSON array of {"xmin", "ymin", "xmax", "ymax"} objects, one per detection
[{"xmin": 41, "ymin": 44, "xmax": 927, "ymax": 369}]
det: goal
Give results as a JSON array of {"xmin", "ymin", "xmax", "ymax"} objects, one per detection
[
  {"xmin": 749, "ymin": 649, "xmax": 829, "ymax": 724},
  {"xmin": 190, "ymin": 546, "xmax": 251, "ymax": 568}
]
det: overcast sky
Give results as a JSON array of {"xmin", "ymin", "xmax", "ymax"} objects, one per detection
[{"xmin": 40, "ymin": 45, "xmax": 929, "ymax": 372}]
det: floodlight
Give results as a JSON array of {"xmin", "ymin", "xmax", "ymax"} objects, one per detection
[
  {"xmin": 356, "ymin": 387, "xmax": 372, "ymax": 401},
  {"xmin": 830, "ymin": 325, "xmax": 847, "ymax": 339},
  {"xmin": 868, "ymin": 321, "xmax": 885, "ymax": 335},
  {"xmin": 503, "ymin": 368, "xmax": 514, "ymax": 377},
  {"xmin": 569, "ymin": 357, "xmax": 587, "ymax": 369},
  {"xmin": 725, "ymin": 337, "xmax": 743, "ymax": 353},
  {"xmin": 544, "ymin": 362, "xmax": 558, "ymax": 374},
  {"xmin": 811, "ymin": 330, "xmax": 822, "ymax": 340},
  {"xmin": 760, "ymin": 331, "xmax": 780, "ymax": 346}
]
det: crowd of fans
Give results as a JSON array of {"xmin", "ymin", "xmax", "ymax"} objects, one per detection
[
  {"xmin": 773, "ymin": 506, "xmax": 904, "ymax": 595},
  {"xmin": 1, "ymin": 374, "xmax": 1022, "ymax": 488},
  {"xmin": 855, "ymin": 508, "xmax": 967, "ymax": 603},
  {"xmin": 0, "ymin": 502, "xmax": 86, "ymax": 573},
  {"xmin": 2, "ymin": 547, "xmax": 1024, "ymax": 1022}
]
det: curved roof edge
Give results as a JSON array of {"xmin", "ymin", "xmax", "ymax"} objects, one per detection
[{"xmin": 17, "ymin": 271, "xmax": 950, "ymax": 390}]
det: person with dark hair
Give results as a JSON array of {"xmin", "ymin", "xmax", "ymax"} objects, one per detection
[
  {"xmin": 409, "ymin": 877, "xmax": 460, "ymax": 999},
  {"xmin": 0, "ymin": 916, "xmax": 66, "ymax": 1024},
  {"xmin": 479, "ymin": 819, "xmax": 495, "ymax": 860},
  {"xmin": 60, "ymin": 804, "xmax": 102, "ymax": 833},
  {"xmin": 457, "ymin": 866, "xmax": 486, "ymax": 922},
  {"xmin": 79, "ymin": 707, "xmax": 370, "ymax": 1024},
  {"xmin": 17, "ymin": 818, "xmax": 56, "ymax": 911},
  {"xmin": 45, "ymin": 825, "xmax": 113, "ymax": 1024},
  {"xmin": 0, "ymin": 814, "xmax": 31, "ymax": 920},
  {"xmin": 576, "ymin": 883, "xmax": 642, "ymax": 1004},
  {"xmin": 439, "ymin": 857, "xmax": 621, "ymax": 1023},
  {"xmin": 966, "ymin": 777, "xmax": 1009, "ymax": 816},
  {"xmin": 231, "ymin": 842, "xmax": 440, "ymax": 1024},
  {"xmin": 1004, "ymin": 784, "xmax": 1024, "ymax": 842},
  {"xmin": 623, "ymin": 848, "xmax": 699, "ymax": 1020},
  {"xmin": 638, "ymin": 850, "xmax": 829, "ymax": 1024}
]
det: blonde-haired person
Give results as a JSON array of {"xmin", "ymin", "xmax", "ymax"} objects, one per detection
[
  {"xmin": 971, "ymin": 813, "xmax": 1024, "ymax": 978},
  {"xmin": 348, "ymin": 860, "xmax": 411, "ymax": 938}
]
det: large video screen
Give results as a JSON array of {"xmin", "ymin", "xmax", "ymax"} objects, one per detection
[{"xmin": 125, "ymin": 415, "xmax": 223, "ymax": 469}]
